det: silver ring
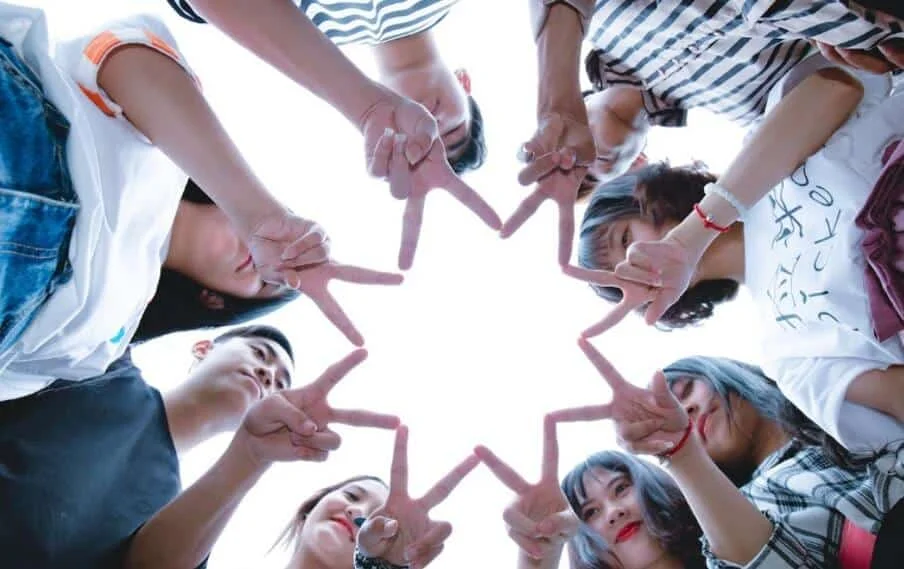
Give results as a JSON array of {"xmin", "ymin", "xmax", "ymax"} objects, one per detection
[{"xmin": 516, "ymin": 146, "xmax": 535, "ymax": 163}]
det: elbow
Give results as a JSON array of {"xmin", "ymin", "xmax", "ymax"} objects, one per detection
[{"xmin": 815, "ymin": 67, "xmax": 865, "ymax": 118}]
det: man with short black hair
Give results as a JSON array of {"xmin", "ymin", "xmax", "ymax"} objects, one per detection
[{"xmin": 0, "ymin": 324, "xmax": 294, "ymax": 568}]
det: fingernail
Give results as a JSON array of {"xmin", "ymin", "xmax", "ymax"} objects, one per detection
[
  {"xmin": 394, "ymin": 132, "xmax": 407, "ymax": 144},
  {"xmin": 384, "ymin": 127, "xmax": 394, "ymax": 137},
  {"xmin": 353, "ymin": 517, "xmax": 366, "ymax": 528}
]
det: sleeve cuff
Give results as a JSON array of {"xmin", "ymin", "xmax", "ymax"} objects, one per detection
[{"xmin": 73, "ymin": 18, "xmax": 198, "ymax": 120}]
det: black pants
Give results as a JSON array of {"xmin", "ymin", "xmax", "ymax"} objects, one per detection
[{"xmin": 873, "ymin": 498, "xmax": 904, "ymax": 569}]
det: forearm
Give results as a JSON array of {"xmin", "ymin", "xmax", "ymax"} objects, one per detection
[
  {"xmin": 668, "ymin": 67, "xmax": 864, "ymax": 256},
  {"xmin": 534, "ymin": 3, "xmax": 587, "ymax": 119},
  {"xmin": 189, "ymin": 0, "xmax": 384, "ymax": 126},
  {"xmin": 124, "ymin": 439, "xmax": 268, "ymax": 569},
  {"xmin": 664, "ymin": 439, "xmax": 774, "ymax": 565},
  {"xmin": 97, "ymin": 45, "xmax": 284, "ymax": 237}
]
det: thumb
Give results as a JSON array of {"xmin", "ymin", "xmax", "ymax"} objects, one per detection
[
  {"xmin": 358, "ymin": 515, "xmax": 399, "ymax": 556},
  {"xmin": 404, "ymin": 113, "xmax": 438, "ymax": 165}
]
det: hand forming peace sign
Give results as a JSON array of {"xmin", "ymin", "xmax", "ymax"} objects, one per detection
[
  {"xmin": 357, "ymin": 426, "xmax": 479, "ymax": 569},
  {"xmin": 505, "ymin": 112, "xmax": 595, "ymax": 265},
  {"xmin": 236, "ymin": 349, "xmax": 400, "ymax": 466},
  {"xmin": 548, "ymin": 340, "xmax": 688, "ymax": 456},
  {"xmin": 282, "ymin": 260, "xmax": 403, "ymax": 347},
  {"xmin": 368, "ymin": 127, "xmax": 502, "ymax": 270},
  {"xmin": 475, "ymin": 416, "xmax": 580, "ymax": 561}
]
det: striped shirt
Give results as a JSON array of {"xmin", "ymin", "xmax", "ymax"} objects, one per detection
[
  {"xmin": 167, "ymin": 0, "xmax": 458, "ymax": 45},
  {"xmin": 701, "ymin": 441, "xmax": 904, "ymax": 569},
  {"xmin": 587, "ymin": 0, "xmax": 904, "ymax": 127}
]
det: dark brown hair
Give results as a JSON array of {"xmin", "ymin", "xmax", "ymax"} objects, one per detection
[{"xmin": 577, "ymin": 162, "xmax": 739, "ymax": 328}]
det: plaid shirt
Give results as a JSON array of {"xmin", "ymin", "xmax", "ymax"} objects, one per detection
[
  {"xmin": 701, "ymin": 441, "xmax": 904, "ymax": 569},
  {"xmin": 587, "ymin": 0, "xmax": 904, "ymax": 127}
]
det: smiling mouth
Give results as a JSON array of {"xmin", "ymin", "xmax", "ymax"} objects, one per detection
[
  {"xmin": 615, "ymin": 521, "xmax": 642, "ymax": 543},
  {"xmin": 332, "ymin": 518, "xmax": 355, "ymax": 542}
]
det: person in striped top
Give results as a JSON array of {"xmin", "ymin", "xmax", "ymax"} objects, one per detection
[
  {"xmin": 508, "ymin": 0, "xmax": 904, "ymax": 266},
  {"xmin": 167, "ymin": 0, "xmax": 486, "ymax": 175},
  {"xmin": 165, "ymin": 0, "xmax": 500, "ymax": 270}
]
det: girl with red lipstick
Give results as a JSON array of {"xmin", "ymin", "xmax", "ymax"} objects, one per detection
[
  {"xmin": 276, "ymin": 426, "xmax": 478, "ymax": 569},
  {"xmin": 477, "ymin": 417, "xmax": 703, "ymax": 569},
  {"xmin": 551, "ymin": 340, "xmax": 904, "ymax": 569}
]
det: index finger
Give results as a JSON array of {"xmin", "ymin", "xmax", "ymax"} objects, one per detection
[
  {"xmin": 581, "ymin": 298, "xmax": 640, "ymax": 338},
  {"xmin": 399, "ymin": 194, "xmax": 426, "ymax": 271},
  {"xmin": 557, "ymin": 201, "xmax": 575, "ymax": 266},
  {"xmin": 419, "ymin": 454, "xmax": 479, "ymax": 509},
  {"xmin": 307, "ymin": 349, "xmax": 369, "ymax": 401},
  {"xmin": 308, "ymin": 289, "xmax": 365, "ymax": 347},
  {"xmin": 442, "ymin": 176, "xmax": 502, "ymax": 230},
  {"xmin": 562, "ymin": 265, "xmax": 625, "ymax": 288},
  {"xmin": 547, "ymin": 404, "xmax": 614, "ymax": 424},
  {"xmin": 330, "ymin": 407, "xmax": 401, "ymax": 430},
  {"xmin": 389, "ymin": 425, "xmax": 409, "ymax": 495},
  {"xmin": 540, "ymin": 415, "xmax": 560, "ymax": 482},
  {"xmin": 474, "ymin": 445, "xmax": 531, "ymax": 494},
  {"xmin": 330, "ymin": 264, "xmax": 405, "ymax": 286},
  {"xmin": 500, "ymin": 190, "xmax": 545, "ymax": 239},
  {"xmin": 578, "ymin": 338, "xmax": 629, "ymax": 389}
]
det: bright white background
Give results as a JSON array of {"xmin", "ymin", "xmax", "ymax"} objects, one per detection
[{"xmin": 32, "ymin": 1, "xmax": 763, "ymax": 567}]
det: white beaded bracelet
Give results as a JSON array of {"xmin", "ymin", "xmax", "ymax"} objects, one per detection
[{"xmin": 703, "ymin": 182, "xmax": 748, "ymax": 219}]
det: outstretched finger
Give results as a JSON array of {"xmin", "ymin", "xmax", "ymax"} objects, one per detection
[
  {"xmin": 331, "ymin": 264, "xmax": 405, "ymax": 286},
  {"xmin": 547, "ymin": 404, "xmax": 613, "ymax": 424},
  {"xmin": 578, "ymin": 338, "xmax": 629, "ymax": 388},
  {"xmin": 390, "ymin": 133, "xmax": 414, "ymax": 200},
  {"xmin": 540, "ymin": 415, "xmax": 560, "ymax": 482},
  {"xmin": 500, "ymin": 191, "xmax": 545, "ymax": 239},
  {"xmin": 581, "ymin": 299, "xmax": 640, "ymax": 338},
  {"xmin": 389, "ymin": 425, "xmax": 409, "ymax": 496},
  {"xmin": 473, "ymin": 445, "xmax": 531, "ymax": 494},
  {"xmin": 308, "ymin": 289, "xmax": 365, "ymax": 347},
  {"xmin": 306, "ymin": 349, "xmax": 369, "ymax": 402},
  {"xmin": 517, "ymin": 152, "xmax": 561, "ymax": 186},
  {"xmin": 557, "ymin": 201, "xmax": 575, "ymax": 266},
  {"xmin": 561, "ymin": 265, "xmax": 625, "ymax": 288},
  {"xmin": 368, "ymin": 128, "xmax": 396, "ymax": 180},
  {"xmin": 443, "ymin": 177, "xmax": 502, "ymax": 230},
  {"xmin": 330, "ymin": 407, "xmax": 401, "ymax": 430},
  {"xmin": 643, "ymin": 290, "xmax": 677, "ymax": 326},
  {"xmin": 419, "ymin": 454, "xmax": 479, "ymax": 509},
  {"xmin": 399, "ymin": 193, "xmax": 426, "ymax": 271}
]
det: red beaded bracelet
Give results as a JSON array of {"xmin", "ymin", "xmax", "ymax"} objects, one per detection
[
  {"xmin": 658, "ymin": 417, "xmax": 694, "ymax": 463},
  {"xmin": 693, "ymin": 203, "xmax": 731, "ymax": 233}
]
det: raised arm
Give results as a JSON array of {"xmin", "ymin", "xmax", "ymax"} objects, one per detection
[
  {"xmin": 125, "ymin": 350, "xmax": 399, "ymax": 568},
  {"xmin": 575, "ymin": 64, "xmax": 866, "ymax": 329},
  {"xmin": 184, "ymin": 0, "xmax": 440, "ymax": 166}
]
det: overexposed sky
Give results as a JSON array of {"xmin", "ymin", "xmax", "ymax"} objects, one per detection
[{"xmin": 33, "ymin": 1, "xmax": 759, "ymax": 567}]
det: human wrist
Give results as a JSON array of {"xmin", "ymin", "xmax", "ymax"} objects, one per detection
[
  {"xmin": 660, "ymin": 431, "xmax": 705, "ymax": 473},
  {"xmin": 224, "ymin": 431, "xmax": 274, "ymax": 481},
  {"xmin": 665, "ymin": 215, "xmax": 718, "ymax": 265}
]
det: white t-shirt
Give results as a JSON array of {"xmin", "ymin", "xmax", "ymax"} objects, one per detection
[
  {"xmin": 0, "ymin": 4, "xmax": 193, "ymax": 400},
  {"xmin": 744, "ymin": 54, "xmax": 904, "ymax": 452}
]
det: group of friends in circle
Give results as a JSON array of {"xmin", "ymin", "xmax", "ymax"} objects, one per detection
[{"xmin": 2, "ymin": 0, "xmax": 904, "ymax": 568}]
